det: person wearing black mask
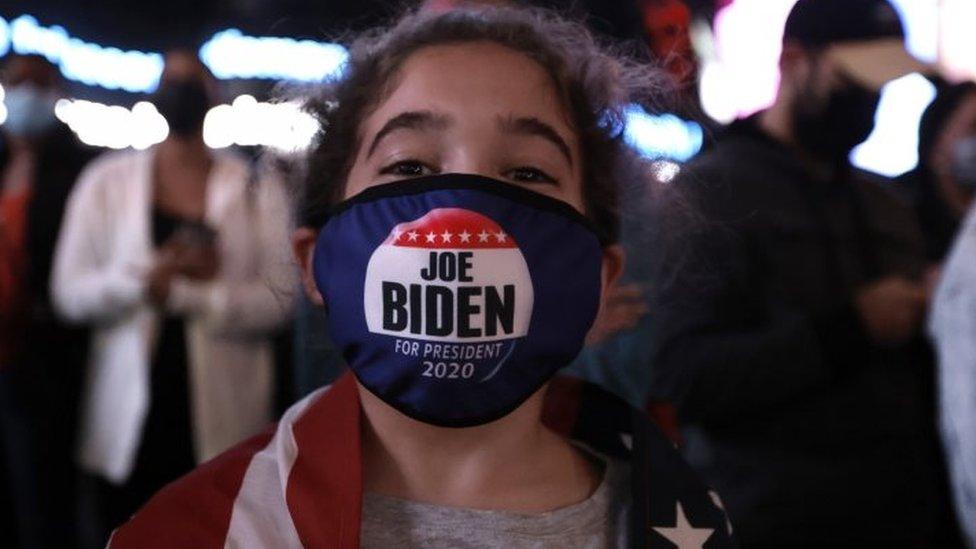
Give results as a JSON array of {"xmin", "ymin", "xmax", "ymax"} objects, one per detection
[
  {"xmin": 897, "ymin": 81, "xmax": 976, "ymax": 263},
  {"xmin": 51, "ymin": 49, "xmax": 294, "ymax": 544},
  {"xmin": 648, "ymin": 0, "xmax": 962, "ymax": 546}
]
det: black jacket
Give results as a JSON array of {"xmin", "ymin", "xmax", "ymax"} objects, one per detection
[{"xmin": 649, "ymin": 117, "xmax": 951, "ymax": 547}]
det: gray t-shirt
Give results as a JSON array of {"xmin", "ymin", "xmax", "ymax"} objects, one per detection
[{"xmin": 361, "ymin": 453, "xmax": 631, "ymax": 548}]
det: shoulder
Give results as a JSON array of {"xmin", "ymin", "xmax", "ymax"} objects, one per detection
[
  {"xmin": 70, "ymin": 149, "xmax": 146, "ymax": 201},
  {"xmin": 107, "ymin": 427, "xmax": 276, "ymax": 548},
  {"xmin": 554, "ymin": 378, "xmax": 736, "ymax": 546},
  {"xmin": 109, "ymin": 386, "xmax": 332, "ymax": 548},
  {"xmin": 81, "ymin": 149, "xmax": 145, "ymax": 179},
  {"xmin": 666, "ymin": 138, "xmax": 774, "ymax": 228},
  {"xmin": 210, "ymin": 152, "xmax": 289, "ymax": 205},
  {"xmin": 680, "ymin": 126, "xmax": 770, "ymax": 180},
  {"xmin": 63, "ymin": 150, "xmax": 146, "ymax": 212},
  {"xmin": 852, "ymin": 170, "xmax": 914, "ymax": 212}
]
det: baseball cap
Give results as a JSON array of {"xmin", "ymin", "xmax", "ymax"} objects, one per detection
[{"xmin": 784, "ymin": 0, "xmax": 932, "ymax": 90}]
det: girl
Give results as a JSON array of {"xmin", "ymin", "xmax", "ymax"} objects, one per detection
[{"xmin": 109, "ymin": 7, "xmax": 733, "ymax": 548}]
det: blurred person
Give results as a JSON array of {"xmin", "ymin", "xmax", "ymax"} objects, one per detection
[
  {"xmin": 929, "ymin": 195, "xmax": 976, "ymax": 549},
  {"xmin": 897, "ymin": 81, "xmax": 976, "ymax": 263},
  {"xmin": 564, "ymin": 179, "xmax": 654, "ymax": 409},
  {"xmin": 0, "ymin": 53, "xmax": 96, "ymax": 548},
  {"xmin": 641, "ymin": 0, "xmax": 694, "ymax": 87},
  {"xmin": 105, "ymin": 7, "xmax": 734, "ymax": 548},
  {"xmin": 649, "ymin": 0, "xmax": 961, "ymax": 546},
  {"xmin": 50, "ymin": 49, "xmax": 294, "ymax": 541}
]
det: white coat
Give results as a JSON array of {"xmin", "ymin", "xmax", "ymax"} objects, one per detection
[{"xmin": 51, "ymin": 148, "xmax": 296, "ymax": 483}]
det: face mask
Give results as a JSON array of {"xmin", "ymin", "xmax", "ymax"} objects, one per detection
[
  {"xmin": 3, "ymin": 83, "xmax": 60, "ymax": 138},
  {"xmin": 950, "ymin": 135, "xmax": 976, "ymax": 190},
  {"xmin": 313, "ymin": 174, "xmax": 605, "ymax": 427},
  {"xmin": 793, "ymin": 81, "xmax": 881, "ymax": 162},
  {"xmin": 152, "ymin": 80, "xmax": 210, "ymax": 137}
]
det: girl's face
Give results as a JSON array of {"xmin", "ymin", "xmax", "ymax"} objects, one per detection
[
  {"xmin": 344, "ymin": 41, "xmax": 585, "ymax": 212},
  {"xmin": 296, "ymin": 41, "xmax": 621, "ymax": 314}
]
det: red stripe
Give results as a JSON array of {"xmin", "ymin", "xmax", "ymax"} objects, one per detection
[
  {"xmin": 285, "ymin": 372, "xmax": 363, "ymax": 549},
  {"xmin": 109, "ymin": 426, "xmax": 276, "ymax": 548}
]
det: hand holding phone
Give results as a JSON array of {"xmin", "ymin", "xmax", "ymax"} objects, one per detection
[{"xmin": 172, "ymin": 222, "xmax": 220, "ymax": 281}]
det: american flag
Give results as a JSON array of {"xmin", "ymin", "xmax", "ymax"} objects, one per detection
[{"xmin": 109, "ymin": 373, "xmax": 735, "ymax": 548}]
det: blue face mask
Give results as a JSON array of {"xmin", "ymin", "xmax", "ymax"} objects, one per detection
[
  {"xmin": 3, "ymin": 84, "xmax": 60, "ymax": 139},
  {"xmin": 313, "ymin": 174, "xmax": 605, "ymax": 427}
]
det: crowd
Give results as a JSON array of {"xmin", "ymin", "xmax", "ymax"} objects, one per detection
[{"xmin": 0, "ymin": 0, "xmax": 974, "ymax": 548}]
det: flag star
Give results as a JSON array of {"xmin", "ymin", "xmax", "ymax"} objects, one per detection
[
  {"xmin": 652, "ymin": 502, "xmax": 714, "ymax": 549},
  {"xmin": 478, "ymin": 230, "xmax": 490, "ymax": 243},
  {"xmin": 392, "ymin": 229, "xmax": 403, "ymax": 241},
  {"xmin": 494, "ymin": 231, "xmax": 508, "ymax": 243},
  {"xmin": 425, "ymin": 231, "xmax": 437, "ymax": 243},
  {"xmin": 441, "ymin": 230, "xmax": 453, "ymax": 243},
  {"xmin": 407, "ymin": 231, "xmax": 419, "ymax": 242},
  {"xmin": 458, "ymin": 230, "xmax": 472, "ymax": 243}
]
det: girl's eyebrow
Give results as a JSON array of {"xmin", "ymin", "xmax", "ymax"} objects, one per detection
[
  {"xmin": 367, "ymin": 110, "xmax": 453, "ymax": 158},
  {"xmin": 497, "ymin": 114, "xmax": 574, "ymax": 166}
]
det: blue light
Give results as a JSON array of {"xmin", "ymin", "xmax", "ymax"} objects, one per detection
[
  {"xmin": 0, "ymin": 13, "xmax": 349, "ymax": 92},
  {"xmin": 0, "ymin": 17, "xmax": 11, "ymax": 57},
  {"xmin": 8, "ymin": 15, "xmax": 163, "ymax": 92},
  {"xmin": 623, "ymin": 105, "xmax": 704, "ymax": 162},
  {"xmin": 199, "ymin": 29, "xmax": 348, "ymax": 82}
]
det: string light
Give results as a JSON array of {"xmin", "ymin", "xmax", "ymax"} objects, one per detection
[
  {"xmin": 623, "ymin": 105, "xmax": 704, "ymax": 162},
  {"xmin": 0, "ymin": 13, "xmax": 348, "ymax": 91},
  {"xmin": 199, "ymin": 30, "xmax": 347, "ymax": 82},
  {"xmin": 46, "ymin": 94, "xmax": 317, "ymax": 151},
  {"xmin": 54, "ymin": 98, "xmax": 168, "ymax": 149},
  {"xmin": 202, "ymin": 94, "xmax": 319, "ymax": 152},
  {"xmin": 6, "ymin": 15, "xmax": 163, "ymax": 92}
]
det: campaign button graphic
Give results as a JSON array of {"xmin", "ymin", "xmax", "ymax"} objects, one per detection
[{"xmin": 363, "ymin": 208, "xmax": 534, "ymax": 343}]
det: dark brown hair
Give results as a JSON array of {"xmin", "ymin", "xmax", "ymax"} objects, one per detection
[{"xmin": 299, "ymin": 6, "xmax": 665, "ymax": 243}]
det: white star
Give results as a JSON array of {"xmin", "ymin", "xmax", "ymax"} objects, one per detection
[
  {"xmin": 392, "ymin": 229, "xmax": 403, "ymax": 241},
  {"xmin": 425, "ymin": 231, "xmax": 437, "ymax": 243},
  {"xmin": 441, "ymin": 230, "xmax": 453, "ymax": 243},
  {"xmin": 478, "ymin": 230, "xmax": 490, "ymax": 243},
  {"xmin": 652, "ymin": 502, "xmax": 714, "ymax": 549},
  {"xmin": 458, "ymin": 230, "xmax": 472, "ymax": 243},
  {"xmin": 494, "ymin": 231, "xmax": 508, "ymax": 243},
  {"xmin": 407, "ymin": 231, "xmax": 419, "ymax": 242}
]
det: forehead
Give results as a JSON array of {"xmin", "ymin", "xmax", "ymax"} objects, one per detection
[{"xmin": 364, "ymin": 42, "xmax": 573, "ymax": 135}]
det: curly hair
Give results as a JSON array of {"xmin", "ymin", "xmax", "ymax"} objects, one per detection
[{"xmin": 298, "ymin": 6, "xmax": 667, "ymax": 243}]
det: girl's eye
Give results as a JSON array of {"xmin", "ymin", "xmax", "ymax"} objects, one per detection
[
  {"xmin": 506, "ymin": 166, "xmax": 557, "ymax": 184},
  {"xmin": 380, "ymin": 160, "xmax": 435, "ymax": 177}
]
